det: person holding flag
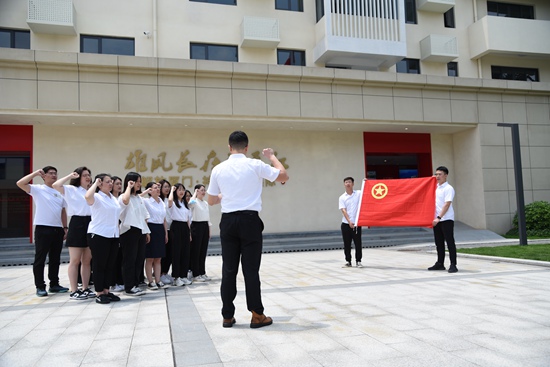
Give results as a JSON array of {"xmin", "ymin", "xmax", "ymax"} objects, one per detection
[
  {"xmin": 428, "ymin": 166, "xmax": 458, "ymax": 273},
  {"xmin": 338, "ymin": 177, "xmax": 363, "ymax": 268}
]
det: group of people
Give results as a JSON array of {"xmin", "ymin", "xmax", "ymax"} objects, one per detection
[
  {"xmin": 20, "ymin": 130, "xmax": 289, "ymax": 329},
  {"xmin": 338, "ymin": 166, "xmax": 457, "ymax": 273},
  {"xmin": 18, "ymin": 167, "xmax": 212, "ymax": 304}
]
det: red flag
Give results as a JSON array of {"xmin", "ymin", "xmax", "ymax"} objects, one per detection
[{"xmin": 356, "ymin": 177, "xmax": 436, "ymax": 227}]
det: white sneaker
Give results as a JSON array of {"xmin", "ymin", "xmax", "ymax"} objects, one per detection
[
  {"xmin": 356, "ymin": 262, "xmax": 364, "ymax": 268},
  {"xmin": 160, "ymin": 274, "xmax": 172, "ymax": 285},
  {"xmin": 193, "ymin": 276, "xmax": 206, "ymax": 282},
  {"xmin": 175, "ymin": 277, "xmax": 184, "ymax": 287},
  {"xmin": 110, "ymin": 284, "xmax": 124, "ymax": 293},
  {"xmin": 157, "ymin": 281, "xmax": 166, "ymax": 288},
  {"xmin": 126, "ymin": 286, "xmax": 144, "ymax": 296},
  {"xmin": 202, "ymin": 274, "xmax": 211, "ymax": 281},
  {"xmin": 147, "ymin": 282, "xmax": 158, "ymax": 290},
  {"xmin": 181, "ymin": 277, "xmax": 192, "ymax": 285}
]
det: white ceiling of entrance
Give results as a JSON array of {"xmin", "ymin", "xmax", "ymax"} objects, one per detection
[{"xmin": 0, "ymin": 112, "xmax": 474, "ymax": 134}]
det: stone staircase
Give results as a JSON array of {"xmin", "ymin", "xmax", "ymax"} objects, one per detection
[{"xmin": 0, "ymin": 227, "xmax": 434, "ymax": 266}]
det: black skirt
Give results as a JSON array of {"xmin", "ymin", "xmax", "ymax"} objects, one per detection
[
  {"xmin": 66, "ymin": 215, "xmax": 91, "ymax": 247},
  {"xmin": 145, "ymin": 223, "xmax": 166, "ymax": 258}
]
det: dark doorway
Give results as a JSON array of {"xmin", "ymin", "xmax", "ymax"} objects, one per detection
[
  {"xmin": 366, "ymin": 154, "xmax": 418, "ymax": 179},
  {"xmin": 0, "ymin": 154, "xmax": 31, "ymax": 238}
]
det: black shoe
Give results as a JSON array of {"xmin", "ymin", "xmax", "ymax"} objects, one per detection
[
  {"xmin": 95, "ymin": 294, "xmax": 111, "ymax": 304},
  {"xmin": 428, "ymin": 262, "xmax": 446, "ymax": 271},
  {"xmin": 448, "ymin": 264, "xmax": 458, "ymax": 273},
  {"xmin": 36, "ymin": 288, "xmax": 48, "ymax": 297},
  {"xmin": 107, "ymin": 292, "xmax": 121, "ymax": 302},
  {"xmin": 49, "ymin": 284, "xmax": 69, "ymax": 293}
]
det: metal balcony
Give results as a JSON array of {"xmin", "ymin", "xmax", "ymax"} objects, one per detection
[
  {"xmin": 313, "ymin": 0, "xmax": 407, "ymax": 70},
  {"xmin": 27, "ymin": 0, "xmax": 76, "ymax": 36},
  {"xmin": 241, "ymin": 16, "xmax": 280, "ymax": 49}
]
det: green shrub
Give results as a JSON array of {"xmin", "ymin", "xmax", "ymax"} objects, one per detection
[{"xmin": 506, "ymin": 201, "xmax": 550, "ymax": 236}]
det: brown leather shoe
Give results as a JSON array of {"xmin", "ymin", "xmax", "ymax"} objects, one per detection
[
  {"xmin": 223, "ymin": 317, "xmax": 236, "ymax": 328},
  {"xmin": 250, "ymin": 311, "xmax": 273, "ymax": 329}
]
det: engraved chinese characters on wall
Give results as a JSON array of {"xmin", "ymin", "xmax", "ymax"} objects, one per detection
[{"xmin": 124, "ymin": 150, "xmax": 288, "ymax": 187}]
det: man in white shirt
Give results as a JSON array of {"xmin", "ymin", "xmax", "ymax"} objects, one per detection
[
  {"xmin": 17, "ymin": 166, "xmax": 69, "ymax": 297},
  {"xmin": 208, "ymin": 131, "xmax": 288, "ymax": 329},
  {"xmin": 428, "ymin": 166, "xmax": 458, "ymax": 273},
  {"xmin": 338, "ymin": 177, "xmax": 363, "ymax": 268}
]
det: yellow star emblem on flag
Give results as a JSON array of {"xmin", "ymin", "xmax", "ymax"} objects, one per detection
[{"xmin": 371, "ymin": 183, "xmax": 388, "ymax": 199}]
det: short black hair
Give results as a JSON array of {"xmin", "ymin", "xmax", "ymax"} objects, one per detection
[
  {"xmin": 229, "ymin": 131, "xmax": 248, "ymax": 151},
  {"xmin": 70, "ymin": 166, "xmax": 91, "ymax": 187},
  {"xmin": 436, "ymin": 166, "xmax": 449, "ymax": 175},
  {"xmin": 194, "ymin": 184, "xmax": 205, "ymax": 191},
  {"xmin": 42, "ymin": 166, "xmax": 57, "ymax": 174},
  {"xmin": 343, "ymin": 177, "xmax": 354, "ymax": 183}
]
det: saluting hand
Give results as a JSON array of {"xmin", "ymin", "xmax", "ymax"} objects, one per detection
[
  {"xmin": 128, "ymin": 180, "xmax": 135, "ymax": 189},
  {"xmin": 69, "ymin": 172, "xmax": 80, "ymax": 179}
]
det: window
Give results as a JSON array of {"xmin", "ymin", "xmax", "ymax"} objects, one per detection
[
  {"xmin": 491, "ymin": 66, "xmax": 539, "ymax": 82},
  {"xmin": 396, "ymin": 59, "xmax": 420, "ymax": 74},
  {"xmin": 405, "ymin": 0, "xmax": 417, "ymax": 24},
  {"xmin": 0, "ymin": 28, "xmax": 30, "ymax": 49},
  {"xmin": 447, "ymin": 62, "xmax": 458, "ymax": 77},
  {"xmin": 487, "ymin": 2, "xmax": 534, "ymax": 19},
  {"xmin": 276, "ymin": 0, "xmax": 303, "ymax": 12},
  {"xmin": 190, "ymin": 43, "xmax": 238, "ymax": 62},
  {"xmin": 190, "ymin": 0, "xmax": 236, "ymax": 5},
  {"xmin": 81, "ymin": 35, "xmax": 134, "ymax": 56},
  {"xmin": 315, "ymin": 0, "xmax": 325, "ymax": 22},
  {"xmin": 277, "ymin": 49, "xmax": 305, "ymax": 66},
  {"xmin": 444, "ymin": 7, "xmax": 455, "ymax": 28}
]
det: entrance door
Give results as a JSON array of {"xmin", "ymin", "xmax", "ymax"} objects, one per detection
[
  {"xmin": 0, "ymin": 154, "xmax": 31, "ymax": 238},
  {"xmin": 364, "ymin": 132, "xmax": 432, "ymax": 179}
]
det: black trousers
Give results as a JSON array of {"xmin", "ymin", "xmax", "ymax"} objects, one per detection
[
  {"xmin": 33, "ymin": 225, "xmax": 64, "ymax": 289},
  {"xmin": 433, "ymin": 220, "xmax": 457, "ymax": 265},
  {"xmin": 111, "ymin": 243, "xmax": 123, "ymax": 286},
  {"xmin": 170, "ymin": 221, "xmax": 191, "ymax": 279},
  {"xmin": 191, "ymin": 221, "xmax": 209, "ymax": 276},
  {"xmin": 120, "ymin": 226, "xmax": 147, "ymax": 292},
  {"xmin": 88, "ymin": 234, "xmax": 118, "ymax": 292},
  {"xmin": 161, "ymin": 230, "xmax": 172, "ymax": 274},
  {"xmin": 220, "ymin": 211, "xmax": 264, "ymax": 319},
  {"xmin": 341, "ymin": 223, "xmax": 362, "ymax": 263}
]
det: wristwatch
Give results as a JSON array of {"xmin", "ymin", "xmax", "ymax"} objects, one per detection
[{"xmin": 437, "ymin": 216, "xmax": 441, "ymax": 220}]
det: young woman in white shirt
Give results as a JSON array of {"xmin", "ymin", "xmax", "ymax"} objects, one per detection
[
  {"xmin": 189, "ymin": 184, "xmax": 212, "ymax": 282},
  {"xmin": 168, "ymin": 183, "xmax": 192, "ymax": 286},
  {"xmin": 109, "ymin": 176, "xmax": 124, "ymax": 293},
  {"xmin": 85, "ymin": 174, "xmax": 121, "ymax": 304},
  {"xmin": 119, "ymin": 172, "xmax": 151, "ymax": 296},
  {"xmin": 142, "ymin": 182, "xmax": 168, "ymax": 289},
  {"xmin": 53, "ymin": 166, "xmax": 95, "ymax": 300},
  {"xmin": 158, "ymin": 179, "xmax": 173, "ymax": 285}
]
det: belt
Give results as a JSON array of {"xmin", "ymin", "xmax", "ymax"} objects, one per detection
[{"xmin": 223, "ymin": 210, "xmax": 258, "ymax": 215}]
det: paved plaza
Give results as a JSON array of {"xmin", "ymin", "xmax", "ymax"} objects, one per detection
[{"xmin": 1, "ymin": 245, "xmax": 549, "ymax": 367}]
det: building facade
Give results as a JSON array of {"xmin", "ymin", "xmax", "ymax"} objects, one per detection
[{"xmin": 1, "ymin": 0, "xmax": 549, "ymax": 239}]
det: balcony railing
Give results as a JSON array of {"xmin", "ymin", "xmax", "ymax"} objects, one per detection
[
  {"xmin": 420, "ymin": 34, "xmax": 458, "ymax": 62},
  {"xmin": 27, "ymin": 0, "xmax": 76, "ymax": 36},
  {"xmin": 241, "ymin": 16, "xmax": 280, "ymax": 49},
  {"xmin": 468, "ymin": 15, "xmax": 550, "ymax": 59},
  {"xmin": 314, "ymin": 0, "xmax": 406, "ymax": 70},
  {"xmin": 417, "ymin": 0, "xmax": 454, "ymax": 13}
]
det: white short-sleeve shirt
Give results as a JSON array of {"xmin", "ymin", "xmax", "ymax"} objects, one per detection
[
  {"xmin": 169, "ymin": 201, "xmax": 192, "ymax": 223},
  {"xmin": 119, "ymin": 195, "xmax": 150, "ymax": 235},
  {"xmin": 29, "ymin": 184, "xmax": 66, "ymax": 227},
  {"xmin": 207, "ymin": 153, "xmax": 280, "ymax": 213},
  {"xmin": 63, "ymin": 185, "xmax": 92, "ymax": 216},
  {"xmin": 338, "ymin": 190, "xmax": 361, "ymax": 224},
  {"xmin": 88, "ymin": 191, "xmax": 121, "ymax": 238},
  {"xmin": 144, "ymin": 197, "xmax": 166, "ymax": 225},
  {"xmin": 435, "ymin": 181, "xmax": 455, "ymax": 221}
]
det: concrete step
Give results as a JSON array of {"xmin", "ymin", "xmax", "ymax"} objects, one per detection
[{"xmin": 0, "ymin": 227, "xmax": 434, "ymax": 266}]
